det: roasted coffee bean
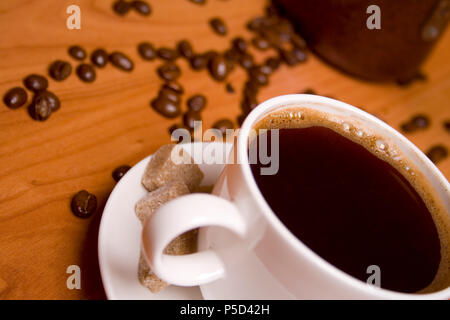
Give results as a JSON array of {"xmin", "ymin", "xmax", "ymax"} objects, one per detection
[
  {"xmin": 177, "ymin": 40, "xmax": 194, "ymax": 59},
  {"xmin": 90, "ymin": 49, "xmax": 108, "ymax": 68},
  {"xmin": 426, "ymin": 145, "xmax": 448, "ymax": 164},
  {"xmin": 241, "ymin": 94, "xmax": 258, "ymax": 113},
  {"xmin": 208, "ymin": 54, "xmax": 228, "ymax": 81},
  {"xmin": 249, "ymin": 67, "xmax": 268, "ymax": 86},
  {"xmin": 265, "ymin": 56, "xmax": 281, "ymax": 71},
  {"xmin": 49, "ymin": 60, "xmax": 72, "ymax": 81},
  {"xmin": 109, "ymin": 52, "xmax": 134, "ymax": 71},
  {"xmin": 112, "ymin": 165, "xmax": 131, "ymax": 182},
  {"xmin": 183, "ymin": 110, "xmax": 202, "ymax": 130},
  {"xmin": 259, "ymin": 64, "xmax": 273, "ymax": 75},
  {"xmin": 239, "ymin": 53, "xmax": 254, "ymax": 70},
  {"xmin": 130, "ymin": 0, "xmax": 151, "ymax": 16},
  {"xmin": 291, "ymin": 34, "xmax": 307, "ymax": 49},
  {"xmin": 71, "ymin": 190, "xmax": 97, "ymax": 218},
  {"xmin": 76, "ymin": 64, "xmax": 96, "ymax": 82},
  {"xmin": 411, "ymin": 114, "xmax": 430, "ymax": 129},
  {"xmin": 23, "ymin": 74, "xmax": 48, "ymax": 92},
  {"xmin": 31, "ymin": 90, "xmax": 60, "ymax": 112},
  {"xmin": 68, "ymin": 45, "xmax": 86, "ymax": 61},
  {"xmin": 157, "ymin": 62, "xmax": 181, "ymax": 81},
  {"xmin": 189, "ymin": 0, "xmax": 206, "ymax": 4},
  {"xmin": 203, "ymin": 50, "xmax": 218, "ymax": 63},
  {"xmin": 159, "ymin": 88, "xmax": 180, "ymax": 103},
  {"xmin": 252, "ymin": 37, "xmax": 270, "ymax": 51},
  {"xmin": 28, "ymin": 92, "xmax": 53, "ymax": 121},
  {"xmin": 209, "ymin": 17, "xmax": 227, "ymax": 36},
  {"xmin": 280, "ymin": 48, "xmax": 300, "ymax": 66},
  {"xmin": 187, "ymin": 94, "xmax": 206, "ymax": 112},
  {"xmin": 246, "ymin": 16, "xmax": 270, "ymax": 31},
  {"xmin": 292, "ymin": 47, "xmax": 307, "ymax": 63},
  {"xmin": 137, "ymin": 42, "xmax": 156, "ymax": 60},
  {"xmin": 213, "ymin": 118, "xmax": 234, "ymax": 135},
  {"xmin": 151, "ymin": 97, "xmax": 181, "ymax": 118},
  {"xmin": 400, "ymin": 122, "xmax": 417, "ymax": 133},
  {"xmin": 157, "ymin": 47, "xmax": 179, "ymax": 61},
  {"xmin": 162, "ymin": 81, "xmax": 184, "ymax": 94},
  {"xmin": 112, "ymin": 0, "xmax": 131, "ymax": 15},
  {"xmin": 190, "ymin": 54, "xmax": 207, "ymax": 70},
  {"xmin": 232, "ymin": 37, "xmax": 247, "ymax": 54},
  {"xmin": 224, "ymin": 48, "xmax": 240, "ymax": 62},
  {"xmin": 444, "ymin": 120, "xmax": 450, "ymax": 133},
  {"xmin": 3, "ymin": 87, "xmax": 27, "ymax": 109},
  {"xmin": 226, "ymin": 83, "xmax": 235, "ymax": 93}
]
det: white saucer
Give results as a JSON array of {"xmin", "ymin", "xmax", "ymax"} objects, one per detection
[{"xmin": 98, "ymin": 142, "xmax": 233, "ymax": 300}]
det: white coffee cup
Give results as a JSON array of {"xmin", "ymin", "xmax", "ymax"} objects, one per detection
[{"xmin": 141, "ymin": 94, "xmax": 450, "ymax": 299}]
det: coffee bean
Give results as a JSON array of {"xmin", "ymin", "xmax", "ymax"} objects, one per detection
[
  {"xmin": 247, "ymin": 16, "xmax": 270, "ymax": 31},
  {"xmin": 208, "ymin": 54, "xmax": 228, "ymax": 81},
  {"xmin": 189, "ymin": 0, "xmax": 206, "ymax": 4},
  {"xmin": 411, "ymin": 114, "xmax": 430, "ymax": 129},
  {"xmin": 241, "ymin": 94, "xmax": 258, "ymax": 113},
  {"xmin": 90, "ymin": 49, "xmax": 108, "ymax": 68},
  {"xmin": 151, "ymin": 97, "xmax": 181, "ymax": 118},
  {"xmin": 130, "ymin": 0, "xmax": 151, "ymax": 16},
  {"xmin": 40, "ymin": 90, "xmax": 60, "ymax": 112},
  {"xmin": 68, "ymin": 45, "xmax": 86, "ymax": 61},
  {"xmin": 159, "ymin": 88, "xmax": 180, "ymax": 103},
  {"xmin": 23, "ymin": 74, "xmax": 48, "ymax": 92},
  {"xmin": 112, "ymin": 0, "xmax": 131, "ymax": 15},
  {"xmin": 259, "ymin": 64, "xmax": 273, "ymax": 75},
  {"xmin": 76, "ymin": 64, "xmax": 96, "ymax": 82},
  {"xmin": 28, "ymin": 92, "xmax": 53, "ymax": 121},
  {"xmin": 279, "ymin": 48, "xmax": 300, "ymax": 66},
  {"xmin": 203, "ymin": 50, "xmax": 218, "ymax": 64},
  {"xmin": 252, "ymin": 37, "xmax": 270, "ymax": 51},
  {"xmin": 112, "ymin": 165, "xmax": 131, "ymax": 182},
  {"xmin": 187, "ymin": 94, "xmax": 206, "ymax": 112},
  {"xmin": 183, "ymin": 110, "xmax": 202, "ymax": 130},
  {"xmin": 109, "ymin": 52, "xmax": 134, "ymax": 71},
  {"xmin": 226, "ymin": 83, "xmax": 235, "ymax": 93},
  {"xmin": 292, "ymin": 47, "xmax": 307, "ymax": 63},
  {"xmin": 426, "ymin": 145, "xmax": 448, "ymax": 164},
  {"xmin": 162, "ymin": 81, "xmax": 184, "ymax": 94},
  {"xmin": 71, "ymin": 190, "xmax": 97, "ymax": 218},
  {"xmin": 239, "ymin": 53, "xmax": 254, "ymax": 70},
  {"xmin": 232, "ymin": 37, "xmax": 247, "ymax": 54},
  {"xmin": 157, "ymin": 47, "xmax": 179, "ymax": 61},
  {"xmin": 3, "ymin": 87, "xmax": 27, "ymax": 109},
  {"xmin": 265, "ymin": 57, "xmax": 281, "ymax": 71},
  {"xmin": 444, "ymin": 120, "xmax": 450, "ymax": 133},
  {"xmin": 213, "ymin": 118, "xmax": 234, "ymax": 135},
  {"xmin": 137, "ymin": 42, "xmax": 156, "ymax": 60},
  {"xmin": 291, "ymin": 34, "xmax": 307, "ymax": 49},
  {"xmin": 249, "ymin": 67, "xmax": 269, "ymax": 86},
  {"xmin": 400, "ymin": 122, "xmax": 417, "ymax": 133},
  {"xmin": 209, "ymin": 17, "xmax": 227, "ymax": 36},
  {"xmin": 190, "ymin": 54, "xmax": 207, "ymax": 70},
  {"xmin": 49, "ymin": 60, "xmax": 72, "ymax": 81},
  {"xmin": 157, "ymin": 62, "xmax": 181, "ymax": 81},
  {"xmin": 177, "ymin": 40, "xmax": 194, "ymax": 59},
  {"xmin": 224, "ymin": 48, "xmax": 240, "ymax": 63}
]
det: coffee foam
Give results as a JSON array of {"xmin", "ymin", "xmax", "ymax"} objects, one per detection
[{"xmin": 253, "ymin": 105, "xmax": 450, "ymax": 293}]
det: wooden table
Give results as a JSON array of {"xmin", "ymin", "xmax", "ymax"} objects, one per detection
[{"xmin": 0, "ymin": 0, "xmax": 449, "ymax": 300}]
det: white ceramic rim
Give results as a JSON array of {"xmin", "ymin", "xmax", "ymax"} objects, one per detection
[{"xmin": 237, "ymin": 94, "xmax": 450, "ymax": 299}]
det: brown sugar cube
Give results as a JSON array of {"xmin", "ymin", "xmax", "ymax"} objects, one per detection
[
  {"xmin": 135, "ymin": 180, "xmax": 190, "ymax": 224},
  {"xmin": 138, "ymin": 254, "xmax": 168, "ymax": 293},
  {"xmin": 142, "ymin": 144, "xmax": 203, "ymax": 192}
]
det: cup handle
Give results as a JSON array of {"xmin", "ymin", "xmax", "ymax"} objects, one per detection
[{"xmin": 141, "ymin": 193, "xmax": 247, "ymax": 286}]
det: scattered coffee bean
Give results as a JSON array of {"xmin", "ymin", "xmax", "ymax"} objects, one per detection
[
  {"xmin": 90, "ymin": 49, "xmax": 108, "ymax": 68},
  {"xmin": 203, "ymin": 50, "xmax": 218, "ymax": 64},
  {"xmin": 43, "ymin": 91, "xmax": 60, "ymax": 112},
  {"xmin": 151, "ymin": 97, "xmax": 181, "ymax": 118},
  {"xmin": 226, "ymin": 83, "xmax": 235, "ymax": 93},
  {"xmin": 162, "ymin": 81, "xmax": 184, "ymax": 94},
  {"xmin": 3, "ymin": 87, "xmax": 27, "ymax": 109},
  {"xmin": 49, "ymin": 60, "xmax": 72, "ymax": 81},
  {"xmin": 444, "ymin": 120, "xmax": 450, "ymax": 133},
  {"xmin": 23, "ymin": 74, "xmax": 48, "ymax": 92},
  {"xmin": 130, "ymin": 0, "xmax": 151, "ymax": 16},
  {"xmin": 241, "ymin": 94, "xmax": 258, "ymax": 113},
  {"xmin": 71, "ymin": 190, "xmax": 97, "ymax": 218},
  {"xmin": 112, "ymin": 0, "xmax": 131, "ymax": 15},
  {"xmin": 159, "ymin": 88, "xmax": 180, "ymax": 103},
  {"xmin": 137, "ymin": 42, "xmax": 156, "ymax": 60},
  {"xmin": 279, "ymin": 48, "xmax": 300, "ymax": 66},
  {"xmin": 28, "ymin": 92, "xmax": 53, "ymax": 121},
  {"xmin": 400, "ymin": 122, "xmax": 417, "ymax": 133},
  {"xmin": 213, "ymin": 118, "xmax": 234, "ymax": 135},
  {"xmin": 209, "ymin": 17, "xmax": 227, "ymax": 36},
  {"xmin": 157, "ymin": 62, "xmax": 181, "ymax": 81},
  {"xmin": 189, "ymin": 0, "xmax": 206, "ymax": 4},
  {"xmin": 292, "ymin": 47, "xmax": 307, "ymax": 63},
  {"xmin": 187, "ymin": 94, "xmax": 206, "ymax": 112},
  {"xmin": 265, "ymin": 57, "xmax": 281, "ymax": 71},
  {"xmin": 252, "ymin": 36, "xmax": 270, "ymax": 51},
  {"xmin": 157, "ymin": 47, "xmax": 179, "ymax": 61},
  {"xmin": 68, "ymin": 45, "xmax": 86, "ymax": 61},
  {"xmin": 259, "ymin": 64, "xmax": 273, "ymax": 75},
  {"xmin": 190, "ymin": 54, "xmax": 207, "ymax": 70},
  {"xmin": 76, "ymin": 64, "xmax": 96, "ymax": 82},
  {"xmin": 224, "ymin": 48, "xmax": 240, "ymax": 63},
  {"xmin": 177, "ymin": 40, "xmax": 194, "ymax": 59},
  {"xmin": 183, "ymin": 110, "xmax": 202, "ymax": 130},
  {"xmin": 426, "ymin": 145, "xmax": 448, "ymax": 164},
  {"xmin": 109, "ymin": 52, "xmax": 134, "ymax": 72},
  {"xmin": 112, "ymin": 165, "xmax": 131, "ymax": 182},
  {"xmin": 239, "ymin": 53, "xmax": 254, "ymax": 69},
  {"xmin": 249, "ymin": 67, "xmax": 269, "ymax": 86},
  {"xmin": 232, "ymin": 37, "xmax": 247, "ymax": 54},
  {"xmin": 208, "ymin": 54, "xmax": 228, "ymax": 81},
  {"xmin": 247, "ymin": 16, "xmax": 270, "ymax": 31},
  {"xmin": 411, "ymin": 114, "xmax": 430, "ymax": 129}
]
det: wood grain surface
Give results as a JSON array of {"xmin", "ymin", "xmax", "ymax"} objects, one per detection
[{"xmin": 0, "ymin": 0, "xmax": 449, "ymax": 300}]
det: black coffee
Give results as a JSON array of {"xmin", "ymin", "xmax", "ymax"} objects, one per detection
[{"xmin": 250, "ymin": 123, "xmax": 443, "ymax": 293}]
